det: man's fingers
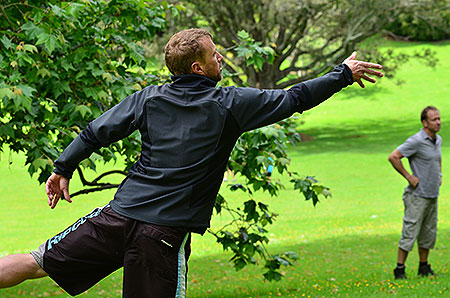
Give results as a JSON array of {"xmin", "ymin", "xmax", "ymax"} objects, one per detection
[
  {"xmin": 362, "ymin": 74, "xmax": 376, "ymax": 83},
  {"xmin": 45, "ymin": 183, "xmax": 50, "ymax": 196},
  {"xmin": 359, "ymin": 61, "xmax": 383, "ymax": 70},
  {"xmin": 63, "ymin": 188, "xmax": 72, "ymax": 203},
  {"xmin": 356, "ymin": 79, "xmax": 365, "ymax": 88},
  {"xmin": 50, "ymin": 196, "xmax": 60, "ymax": 209},
  {"xmin": 363, "ymin": 67, "xmax": 384, "ymax": 77},
  {"xmin": 345, "ymin": 51, "xmax": 357, "ymax": 62},
  {"xmin": 49, "ymin": 193, "xmax": 56, "ymax": 207}
]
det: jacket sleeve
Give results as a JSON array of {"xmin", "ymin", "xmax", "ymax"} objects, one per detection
[
  {"xmin": 291, "ymin": 63, "xmax": 353, "ymax": 111},
  {"xmin": 53, "ymin": 89, "xmax": 145, "ymax": 179},
  {"xmin": 225, "ymin": 64, "xmax": 353, "ymax": 132}
]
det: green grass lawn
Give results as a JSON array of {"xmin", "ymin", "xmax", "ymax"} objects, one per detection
[{"xmin": 1, "ymin": 39, "xmax": 449, "ymax": 297}]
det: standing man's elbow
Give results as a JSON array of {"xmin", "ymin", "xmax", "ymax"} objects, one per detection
[
  {"xmin": 388, "ymin": 150, "xmax": 403, "ymax": 165},
  {"xmin": 388, "ymin": 153, "xmax": 396, "ymax": 163}
]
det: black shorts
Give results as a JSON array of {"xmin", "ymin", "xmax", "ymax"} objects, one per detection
[{"xmin": 32, "ymin": 205, "xmax": 191, "ymax": 297}]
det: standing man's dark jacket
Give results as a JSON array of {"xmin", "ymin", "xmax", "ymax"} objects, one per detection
[{"xmin": 53, "ymin": 64, "xmax": 353, "ymax": 234}]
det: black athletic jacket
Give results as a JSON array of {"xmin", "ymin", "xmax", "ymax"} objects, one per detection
[{"xmin": 54, "ymin": 64, "xmax": 353, "ymax": 234}]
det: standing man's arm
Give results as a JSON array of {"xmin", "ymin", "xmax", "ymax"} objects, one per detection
[{"xmin": 388, "ymin": 149, "xmax": 419, "ymax": 188}]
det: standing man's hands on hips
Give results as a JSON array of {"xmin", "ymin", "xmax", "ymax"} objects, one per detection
[
  {"xmin": 407, "ymin": 174, "xmax": 419, "ymax": 189},
  {"xmin": 45, "ymin": 173, "xmax": 72, "ymax": 209},
  {"xmin": 343, "ymin": 51, "xmax": 384, "ymax": 88}
]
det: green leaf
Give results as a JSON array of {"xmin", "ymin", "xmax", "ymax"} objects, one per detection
[
  {"xmin": 255, "ymin": 156, "xmax": 265, "ymax": 165},
  {"xmin": 91, "ymin": 68, "xmax": 104, "ymax": 77},
  {"xmin": 75, "ymin": 105, "xmax": 92, "ymax": 118},
  {"xmin": 67, "ymin": 2, "xmax": 85, "ymax": 18},
  {"xmin": 102, "ymin": 72, "xmax": 113, "ymax": 82},
  {"xmin": 45, "ymin": 35, "xmax": 58, "ymax": 54},
  {"xmin": 278, "ymin": 157, "xmax": 290, "ymax": 166},
  {"xmin": 0, "ymin": 124, "xmax": 15, "ymax": 138},
  {"xmin": 263, "ymin": 270, "xmax": 283, "ymax": 281},
  {"xmin": 98, "ymin": 90, "xmax": 109, "ymax": 100},
  {"xmin": 17, "ymin": 85, "xmax": 36, "ymax": 97},
  {"xmin": 21, "ymin": 22, "xmax": 37, "ymax": 35},
  {"xmin": 1, "ymin": 35, "xmax": 13, "ymax": 49},
  {"xmin": 13, "ymin": 95, "xmax": 32, "ymax": 111},
  {"xmin": 254, "ymin": 56, "xmax": 265, "ymax": 70},
  {"xmin": 237, "ymin": 30, "xmax": 250, "ymax": 40},
  {"xmin": 32, "ymin": 158, "xmax": 49, "ymax": 171},
  {"xmin": 84, "ymin": 87, "xmax": 99, "ymax": 100},
  {"xmin": 0, "ymin": 88, "xmax": 14, "ymax": 99},
  {"xmin": 233, "ymin": 257, "xmax": 247, "ymax": 271},
  {"xmin": 37, "ymin": 68, "xmax": 51, "ymax": 78},
  {"xmin": 23, "ymin": 44, "xmax": 38, "ymax": 53},
  {"xmin": 312, "ymin": 185, "xmax": 325, "ymax": 194},
  {"xmin": 36, "ymin": 32, "xmax": 51, "ymax": 46}
]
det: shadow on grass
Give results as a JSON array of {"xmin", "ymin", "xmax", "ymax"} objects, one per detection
[
  {"xmin": 187, "ymin": 228, "xmax": 450, "ymax": 298},
  {"xmin": 295, "ymin": 117, "xmax": 450, "ymax": 156},
  {"xmin": 334, "ymin": 85, "xmax": 391, "ymax": 101}
]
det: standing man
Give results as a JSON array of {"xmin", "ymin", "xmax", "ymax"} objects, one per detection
[
  {"xmin": 0, "ymin": 28, "xmax": 383, "ymax": 297},
  {"xmin": 388, "ymin": 106, "xmax": 442, "ymax": 279}
]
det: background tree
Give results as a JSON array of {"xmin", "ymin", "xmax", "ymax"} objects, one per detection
[
  {"xmin": 165, "ymin": 0, "xmax": 438, "ymax": 89},
  {"xmin": 384, "ymin": 0, "xmax": 450, "ymax": 41}
]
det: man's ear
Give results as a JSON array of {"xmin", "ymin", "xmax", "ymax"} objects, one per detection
[{"xmin": 191, "ymin": 62, "xmax": 204, "ymax": 75}]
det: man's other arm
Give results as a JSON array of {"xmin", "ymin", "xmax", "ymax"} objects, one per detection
[{"xmin": 388, "ymin": 149, "xmax": 419, "ymax": 188}]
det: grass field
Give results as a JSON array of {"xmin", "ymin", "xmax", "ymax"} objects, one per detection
[{"xmin": 1, "ymin": 39, "xmax": 449, "ymax": 297}]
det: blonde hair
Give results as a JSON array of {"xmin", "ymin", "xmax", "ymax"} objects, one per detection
[{"xmin": 165, "ymin": 29, "xmax": 212, "ymax": 75}]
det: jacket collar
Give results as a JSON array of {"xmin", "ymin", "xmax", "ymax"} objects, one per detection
[{"xmin": 170, "ymin": 74, "xmax": 218, "ymax": 88}]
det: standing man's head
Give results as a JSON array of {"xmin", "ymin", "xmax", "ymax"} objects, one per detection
[
  {"xmin": 421, "ymin": 105, "xmax": 441, "ymax": 137},
  {"xmin": 165, "ymin": 28, "xmax": 224, "ymax": 82}
]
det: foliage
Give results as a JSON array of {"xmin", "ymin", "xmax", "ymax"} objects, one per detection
[
  {"xmin": 0, "ymin": 0, "xmax": 330, "ymax": 282},
  {"xmin": 0, "ymin": 0, "xmax": 174, "ymax": 185},
  {"xmin": 235, "ymin": 30, "xmax": 275, "ymax": 73},
  {"xmin": 384, "ymin": 0, "xmax": 450, "ymax": 41},
  {"xmin": 210, "ymin": 117, "xmax": 330, "ymax": 280},
  {"xmin": 168, "ymin": 0, "xmax": 437, "ymax": 89}
]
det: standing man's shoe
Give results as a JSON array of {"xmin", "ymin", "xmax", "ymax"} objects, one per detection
[
  {"xmin": 394, "ymin": 266, "xmax": 407, "ymax": 279},
  {"xmin": 418, "ymin": 263, "xmax": 435, "ymax": 277}
]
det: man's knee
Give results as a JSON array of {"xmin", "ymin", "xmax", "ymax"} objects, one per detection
[
  {"xmin": 0, "ymin": 254, "xmax": 47, "ymax": 288},
  {"xmin": 26, "ymin": 253, "xmax": 48, "ymax": 279}
]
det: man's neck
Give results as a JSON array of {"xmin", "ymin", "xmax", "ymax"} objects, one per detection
[{"xmin": 424, "ymin": 127, "xmax": 436, "ymax": 140}]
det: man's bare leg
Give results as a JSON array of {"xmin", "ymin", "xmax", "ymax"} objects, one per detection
[
  {"xmin": 418, "ymin": 247, "xmax": 429, "ymax": 263},
  {"xmin": 0, "ymin": 254, "xmax": 47, "ymax": 288},
  {"xmin": 397, "ymin": 247, "xmax": 409, "ymax": 265},
  {"xmin": 394, "ymin": 247, "xmax": 409, "ymax": 279}
]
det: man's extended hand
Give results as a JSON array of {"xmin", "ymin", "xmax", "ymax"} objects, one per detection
[
  {"xmin": 343, "ymin": 52, "xmax": 383, "ymax": 88},
  {"xmin": 45, "ymin": 173, "xmax": 72, "ymax": 209}
]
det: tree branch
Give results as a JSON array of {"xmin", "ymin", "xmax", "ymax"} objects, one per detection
[
  {"xmin": 71, "ymin": 184, "xmax": 120, "ymax": 198},
  {"xmin": 76, "ymin": 166, "xmax": 127, "ymax": 186}
]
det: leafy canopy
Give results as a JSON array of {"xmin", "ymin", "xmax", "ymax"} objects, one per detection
[{"xmin": 0, "ymin": 0, "xmax": 174, "ymax": 184}]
